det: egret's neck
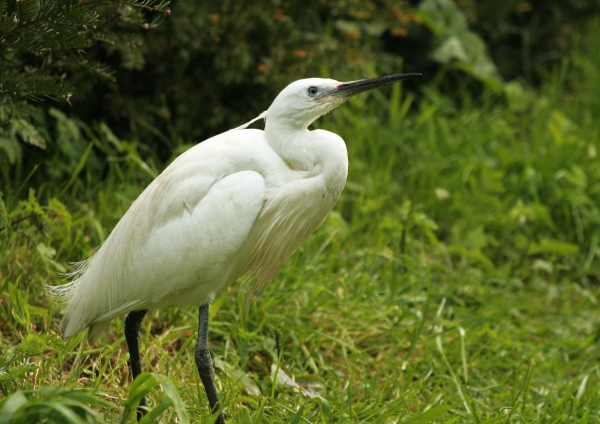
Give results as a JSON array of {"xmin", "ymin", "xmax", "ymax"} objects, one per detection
[
  {"xmin": 265, "ymin": 121, "xmax": 313, "ymax": 171},
  {"xmin": 264, "ymin": 119, "xmax": 348, "ymax": 183}
]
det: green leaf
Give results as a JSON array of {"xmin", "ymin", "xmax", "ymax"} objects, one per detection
[
  {"xmin": 0, "ymin": 391, "xmax": 28, "ymax": 423},
  {"xmin": 37, "ymin": 401, "xmax": 91, "ymax": 424},
  {"xmin": 37, "ymin": 242, "xmax": 68, "ymax": 273},
  {"xmin": 295, "ymin": 375, "xmax": 326, "ymax": 399},
  {"xmin": 214, "ymin": 358, "xmax": 261, "ymax": 396},
  {"xmin": 290, "ymin": 401, "xmax": 308, "ymax": 424},
  {"xmin": 60, "ymin": 141, "xmax": 94, "ymax": 196},
  {"xmin": 0, "ymin": 388, "xmax": 108, "ymax": 424},
  {"xmin": 138, "ymin": 399, "xmax": 173, "ymax": 424},
  {"xmin": 398, "ymin": 405, "xmax": 452, "ymax": 423},
  {"xmin": 18, "ymin": 333, "xmax": 51, "ymax": 354},
  {"xmin": 236, "ymin": 408, "xmax": 253, "ymax": 424},
  {"xmin": 528, "ymin": 238, "xmax": 579, "ymax": 257},
  {"xmin": 0, "ymin": 136, "xmax": 22, "ymax": 164},
  {"xmin": 8, "ymin": 283, "xmax": 29, "ymax": 326},
  {"xmin": 10, "ymin": 118, "xmax": 46, "ymax": 148},
  {"xmin": 418, "ymin": 0, "xmax": 502, "ymax": 92},
  {"xmin": 120, "ymin": 373, "xmax": 190, "ymax": 424},
  {"xmin": 504, "ymin": 80, "xmax": 534, "ymax": 112},
  {"xmin": 0, "ymin": 192, "xmax": 9, "ymax": 239}
]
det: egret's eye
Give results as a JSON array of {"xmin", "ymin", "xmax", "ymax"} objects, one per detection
[{"xmin": 307, "ymin": 86, "xmax": 319, "ymax": 97}]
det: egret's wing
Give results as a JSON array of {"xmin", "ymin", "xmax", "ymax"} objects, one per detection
[
  {"xmin": 61, "ymin": 167, "xmax": 266, "ymax": 337},
  {"xmin": 136, "ymin": 170, "xmax": 266, "ymax": 302}
]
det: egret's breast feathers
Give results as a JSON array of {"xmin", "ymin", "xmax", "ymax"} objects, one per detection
[{"xmin": 239, "ymin": 173, "xmax": 345, "ymax": 299}]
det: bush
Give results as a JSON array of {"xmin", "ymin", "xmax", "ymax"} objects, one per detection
[
  {"xmin": 0, "ymin": 0, "xmax": 169, "ymax": 187},
  {"xmin": 116, "ymin": 0, "xmax": 598, "ymax": 144},
  {"xmin": 3, "ymin": 0, "xmax": 600, "ymax": 193},
  {"xmin": 468, "ymin": 0, "xmax": 600, "ymax": 82}
]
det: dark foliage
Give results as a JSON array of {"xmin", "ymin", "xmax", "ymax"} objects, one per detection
[{"xmin": 2, "ymin": 0, "xmax": 600, "ymax": 185}]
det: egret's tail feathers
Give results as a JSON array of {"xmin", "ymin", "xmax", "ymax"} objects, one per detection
[
  {"xmin": 45, "ymin": 256, "xmax": 97, "ymax": 338},
  {"xmin": 44, "ymin": 281, "xmax": 76, "ymax": 310},
  {"xmin": 61, "ymin": 306, "xmax": 90, "ymax": 339},
  {"xmin": 88, "ymin": 320, "xmax": 111, "ymax": 344},
  {"xmin": 59, "ymin": 256, "xmax": 96, "ymax": 281},
  {"xmin": 46, "ymin": 256, "xmax": 95, "ymax": 303}
]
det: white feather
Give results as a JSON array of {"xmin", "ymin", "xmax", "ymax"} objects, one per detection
[{"xmin": 49, "ymin": 78, "xmax": 350, "ymax": 340}]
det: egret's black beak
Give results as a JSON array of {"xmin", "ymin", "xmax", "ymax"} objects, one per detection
[{"xmin": 330, "ymin": 73, "xmax": 422, "ymax": 98}]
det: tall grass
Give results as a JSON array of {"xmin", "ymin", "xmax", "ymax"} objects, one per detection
[{"xmin": 2, "ymin": 29, "xmax": 600, "ymax": 422}]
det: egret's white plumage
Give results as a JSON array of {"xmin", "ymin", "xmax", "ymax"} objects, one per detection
[
  {"xmin": 48, "ymin": 73, "xmax": 420, "ymax": 422},
  {"xmin": 50, "ymin": 78, "xmax": 351, "ymax": 341}
]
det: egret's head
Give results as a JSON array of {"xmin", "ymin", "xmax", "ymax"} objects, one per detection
[{"xmin": 266, "ymin": 74, "xmax": 421, "ymax": 129}]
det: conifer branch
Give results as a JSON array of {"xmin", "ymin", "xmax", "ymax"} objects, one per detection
[{"xmin": 0, "ymin": 0, "xmax": 170, "ymax": 151}]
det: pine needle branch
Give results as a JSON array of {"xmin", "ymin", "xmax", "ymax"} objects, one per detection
[{"xmin": 0, "ymin": 76, "xmax": 73, "ymax": 101}]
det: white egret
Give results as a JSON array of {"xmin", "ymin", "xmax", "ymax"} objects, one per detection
[{"xmin": 48, "ymin": 73, "xmax": 420, "ymax": 423}]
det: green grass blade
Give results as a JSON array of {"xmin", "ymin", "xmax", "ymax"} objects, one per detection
[{"xmin": 398, "ymin": 405, "xmax": 452, "ymax": 424}]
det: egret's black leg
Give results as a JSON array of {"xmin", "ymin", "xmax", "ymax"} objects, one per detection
[
  {"xmin": 195, "ymin": 304, "xmax": 225, "ymax": 424},
  {"xmin": 124, "ymin": 309, "xmax": 148, "ymax": 421}
]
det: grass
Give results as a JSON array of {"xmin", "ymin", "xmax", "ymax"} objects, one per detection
[{"xmin": 2, "ymin": 32, "xmax": 600, "ymax": 422}]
